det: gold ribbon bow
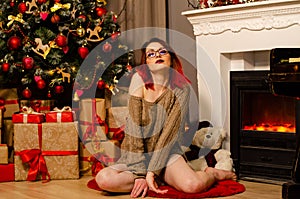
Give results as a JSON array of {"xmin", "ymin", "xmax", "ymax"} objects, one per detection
[
  {"xmin": 7, "ymin": 13, "xmax": 25, "ymax": 27},
  {"xmin": 50, "ymin": 3, "xmax": 71, "ymax": 12}
]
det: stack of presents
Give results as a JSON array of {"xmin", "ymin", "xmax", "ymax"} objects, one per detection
[{"xmin": 0, "ymin": 88, "xmax": 128, "ymax": 182}]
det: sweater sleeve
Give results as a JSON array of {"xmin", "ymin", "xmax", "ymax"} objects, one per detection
[
  {"xmin": 147, "ymin": 86, "xmax": 190, "ymax": 176},
  {"xmin": 116, "ymin": 95, "xmax": 147, "ymax": 178}
]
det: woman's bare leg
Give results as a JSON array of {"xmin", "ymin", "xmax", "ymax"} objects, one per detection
[
  {"xmin": 164, "ymin": 156, "xmax": 236, "ymax": 193},
  {"xmin": 95, "ymin": 164, "xmax": 135, "ymax": 193}
]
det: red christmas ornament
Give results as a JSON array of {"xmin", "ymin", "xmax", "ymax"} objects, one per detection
[
  {"xmin": 78, "ymin": 46, "xmax": 89, "ymax": 59},
  {"xmin": 111, "ymin": 32, "xmax": 119, "ymax": 42},
  {"xmin": 22, "ymin": 88, "xmax": 32, "ymax": 99},
  {"xmin": 126, "ymin": 64, "xmax": 133, "ymax": 71},
  {"xmin": 22, "ymin": 56, "xmax": 34, "ymax": 70},
  {"xmin": 37, "ymin": 0, "xmax": 47, "ymax": 4},
  {"xmin": 55, "ymin": 34, "xmax": 68, "ymax": 47},
  {"xmin": 97, "ymin": 80, "xmax": 106, "ymax": 89},
  {"xmin": 78, "ymin": 15, "xmax": 86, "ymax": 22},
  {"xmin": 95, "ymin": 7, "xmax": 107, "ymax": 17},
  {"xmin": 102, "ymin": 42, "xmax": 112, "ymax": 53},
  {"xmin": 2, "ymin": 63, "xmax": 10, "ymax": 72},
  {"xmin": 47, "ymin": 91, "xmax": 52, "ymax": 98},
  {"xmin": 10, "ymin": 0, "xmax": 15, "ymax": 7},
  {"xmin": 36, "ymin": 79, "xmax": 46, "ymax": 89},
  {"xmin": 7, "ymin": 36, "xmax": 22, "ymax": 50},
  {"xmin": 51, "ymin": 14, "xmax": 60, "ymax": 24},
  {"xmin": 18, "ymin": 2, "xmax": 27, "ymax": 14},
  {"xmin": 55, "ymin": 85, "xmax": 64, "ymax": 94}
]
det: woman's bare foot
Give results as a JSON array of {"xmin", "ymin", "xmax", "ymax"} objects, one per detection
[{"xmin": 205, "ymin": 167, "xmax": 237, "ymax": 181}]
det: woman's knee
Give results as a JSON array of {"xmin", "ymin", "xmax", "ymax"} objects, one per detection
[
  {"xmin": 179, "ymin": 178, "xmax": 207, "ymax": 193},
  {"xmin": 95, "ymin": 168, "xmax": 113, "ymax": 190}
]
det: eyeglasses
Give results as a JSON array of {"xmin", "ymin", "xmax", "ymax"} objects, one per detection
[{"xmin": 146, "ymin": 48, "xmax": 169, "ymax": 59}]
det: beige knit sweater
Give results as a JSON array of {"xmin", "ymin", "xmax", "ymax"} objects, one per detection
[{"xmin": 116, "ymin": 85, "xmax": 190, "ymax": 179}]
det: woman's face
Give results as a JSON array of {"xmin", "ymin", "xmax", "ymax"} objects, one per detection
[{"xmin": 145, "ymin": 42, "xmax": 171, "ymax": 72}]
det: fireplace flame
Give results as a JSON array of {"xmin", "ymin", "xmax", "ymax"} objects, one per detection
[{"xmin": 243, "ymin": 123, "xmax": 295, "ymax": 133}]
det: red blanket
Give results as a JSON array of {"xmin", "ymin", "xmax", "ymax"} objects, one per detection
[{"xmin": 87, "ymin": 179, "xmax": 245, "ymax": 198}]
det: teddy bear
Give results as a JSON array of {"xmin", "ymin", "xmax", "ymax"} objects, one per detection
[{"xmin": 184, "ymin": 126, "xmax": 234, "ymax": 172}]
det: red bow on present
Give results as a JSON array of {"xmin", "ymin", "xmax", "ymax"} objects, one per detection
[
  {"xmin": 0, "ymin": 98, "xmax": 6, "ymax": 112},
  {"xmin": 18, "ymin": 149, "xmax": 50, "ymax": 182},
  {"xmin": 110, "ymin": 125, "xmax": 125, "ymax": 141},
  {"xmin": 82, "ymin": 114, "xmax": 108, "ymax": 142}
]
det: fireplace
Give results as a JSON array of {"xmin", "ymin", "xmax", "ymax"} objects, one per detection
[{"xmin": 230, "ymin": 70, "xmax": 298, "ymax": 182}]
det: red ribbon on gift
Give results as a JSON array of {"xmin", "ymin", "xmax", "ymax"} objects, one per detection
[
  {"xmin": 90, "ymin": 153, "xmax": 119, "ymax": 176},
  {"xmin": 0, "ymin": 98, "xmax": 6, "ymax": 112},
  {"xmin": 15, "ymin": 124, "xmax": 78, "ymax": 182},
  {"xmin": 109, "ymin": 125, "xmax": 125, "ymax": 141},
  {"xmin": 80, "ymin": 99, "xmax": 108, "ymax": 142}
]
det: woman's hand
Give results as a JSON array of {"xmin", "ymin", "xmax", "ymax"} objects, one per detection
[
  {"xmin": 146, "ymin": 172, "xmax": 168, "ymax": 194},
  {"xmin": 130, "ymin": 178, "xmax": 148, "ymax": 198}
]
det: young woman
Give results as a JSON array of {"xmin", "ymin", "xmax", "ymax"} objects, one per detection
[{"xmin": 96, "ymin": 38, "xmax": 236, "ymax": 198}]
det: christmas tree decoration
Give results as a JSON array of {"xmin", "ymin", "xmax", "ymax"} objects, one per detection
[
  {"xmin": 7, "ymin": 36, "xmax": 22, "ymax": 50},
  {"xmin": 76, "ymin": 25, "xmax": 86, "ymax": 37},
  {"xmin": 51, "ymin": 14, "xmax": 60, "ymax": 24},
  {"xmin": 2, "ymin": 63, "xmax": 10, "ymax": 72},
  {"xmin": 18, "ymin": 2, "xmax": 27, "ymax": 14},
  {"xmin": 97, "ymin": 79, "xmax": 106, "ymax": 90},
  {"xmin": 102, "ymin": 42, "xmax": 112, "ymax": 53},
  {"xmin": 22, "ymin": 56, "xmax": 34, "ymax": 70},
  {"xmin": 54, "ymin": 85, "xmax": 64, "ymax": 94},
  {"xmin": 95, "ymin": 7, "xmax": 107, "ymax": 17},
  {"xmin": 55, "ymin": 33, "xmax": 68, "ymax": 47},
  {"xmin": 78, "ymin": 46, "xmax": 89, "ymax": 59},
  {"xmin": 22, "ymin": 87, "xmax": 32, "ymax": 99},
  {"xmin": 36, "ymin": 79, "xmax": 46, "ymax": 89},
  {"xmin": 0, "ymin": 0, "xmax": 131, "ymax": 105}
]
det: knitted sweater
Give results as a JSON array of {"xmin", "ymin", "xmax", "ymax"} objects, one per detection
[{"xmin": 116, "ymin": 85, "xmax": 190, "ymax": 179}]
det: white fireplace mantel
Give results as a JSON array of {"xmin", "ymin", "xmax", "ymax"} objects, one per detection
[{"xmin": 182, "ymin": 0, "xmax": 300, "ymax": 149}]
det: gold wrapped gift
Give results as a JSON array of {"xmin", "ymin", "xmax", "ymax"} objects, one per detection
[
  {"xmin": 79, "ymin": 98, "xmax": 108, "ymax": 142},
  {"xmin": 0, "ymin": 144, "xmax": 8, "ymax": 164},
  {"xmin": 3, "ymin": 119, "xmax": 13, "ymax": 147},
  {"xmin": 14, "ymin": 122, "xmax": 79, "ymax": 181},
  {"xmin": 0, "ymin": 88, "xmax": 19, "ymax": 118},
  {"xmin": 106, "ymin": 106, "xmax": 128, "ymax": 140},
  {"xmin": 79, "ymin": 142, "xmax": 93, "ymax": 176}
]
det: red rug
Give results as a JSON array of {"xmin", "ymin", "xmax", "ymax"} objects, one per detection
[{"xmin": 87, "ymin": 179, "xmax": 245, "ymax": 198}]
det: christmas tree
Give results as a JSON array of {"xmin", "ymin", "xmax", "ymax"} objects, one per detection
[{"xmin": 0, "ymin": 0, "xmax": 130, "ymax": 106}]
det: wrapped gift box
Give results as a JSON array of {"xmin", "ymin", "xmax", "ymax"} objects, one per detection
[
  {"xmin": 106, "ymin": 106, "xmax": 128, "ymax": 141},
  {"xmin": 0, "ymin": 164, "xmax": 14, "ymax": 182},
  {"xmin": 0, "ymin": 108, "xmax": 3, "ymax": 143},
  {"xmin": 0, "ymin": 88, "xmax": 19, "ymax": 118},
  {"xmin": 90, "ymin": 140, "xmax": 121, "ymax": 167},
  {"xmin": 79, "ymin": 142, "xmax": 93, "ymax": 176},
  {"xmin": 79, "ymin": 98, "xmax": 108, "ymax": 142},
  {"xmin": 12, "ymin": 113, "xmax": 45, "ymax": 124},
  {"xmin": 46, "ymin": 107, "xmax": 75, "ymax": 122},
  {"xmin": 14, "ymin": 122, "xmax": 79, "ymax": 181},
  {"xmin": 0, "ymin": 144, "xmax": 8, "ymax": 164},
  {"xmin": 19, "ymin": 100, "xmax": 55, "ymax": 113},
  {"xmin": 3, "ymin": 119, "xmax": 14, "ymax": 160}
]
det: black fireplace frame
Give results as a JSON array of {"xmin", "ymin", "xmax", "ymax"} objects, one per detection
[{"xmin": 230, "ymin": 70, "xmax": 298, "ymax": 182}]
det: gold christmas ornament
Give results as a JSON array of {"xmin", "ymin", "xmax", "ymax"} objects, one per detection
[
  {"xmin": 97, "ymin": 0, "xmax": 107, "ymax": 6},
  {"xmin": 76, "ymin": 25, "xmax": 86, "ymax": 37}
]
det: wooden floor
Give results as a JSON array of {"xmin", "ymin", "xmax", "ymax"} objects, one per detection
[{"xmin": 0, "ymin": 176, "xmax": 283, "ymax": 199}]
